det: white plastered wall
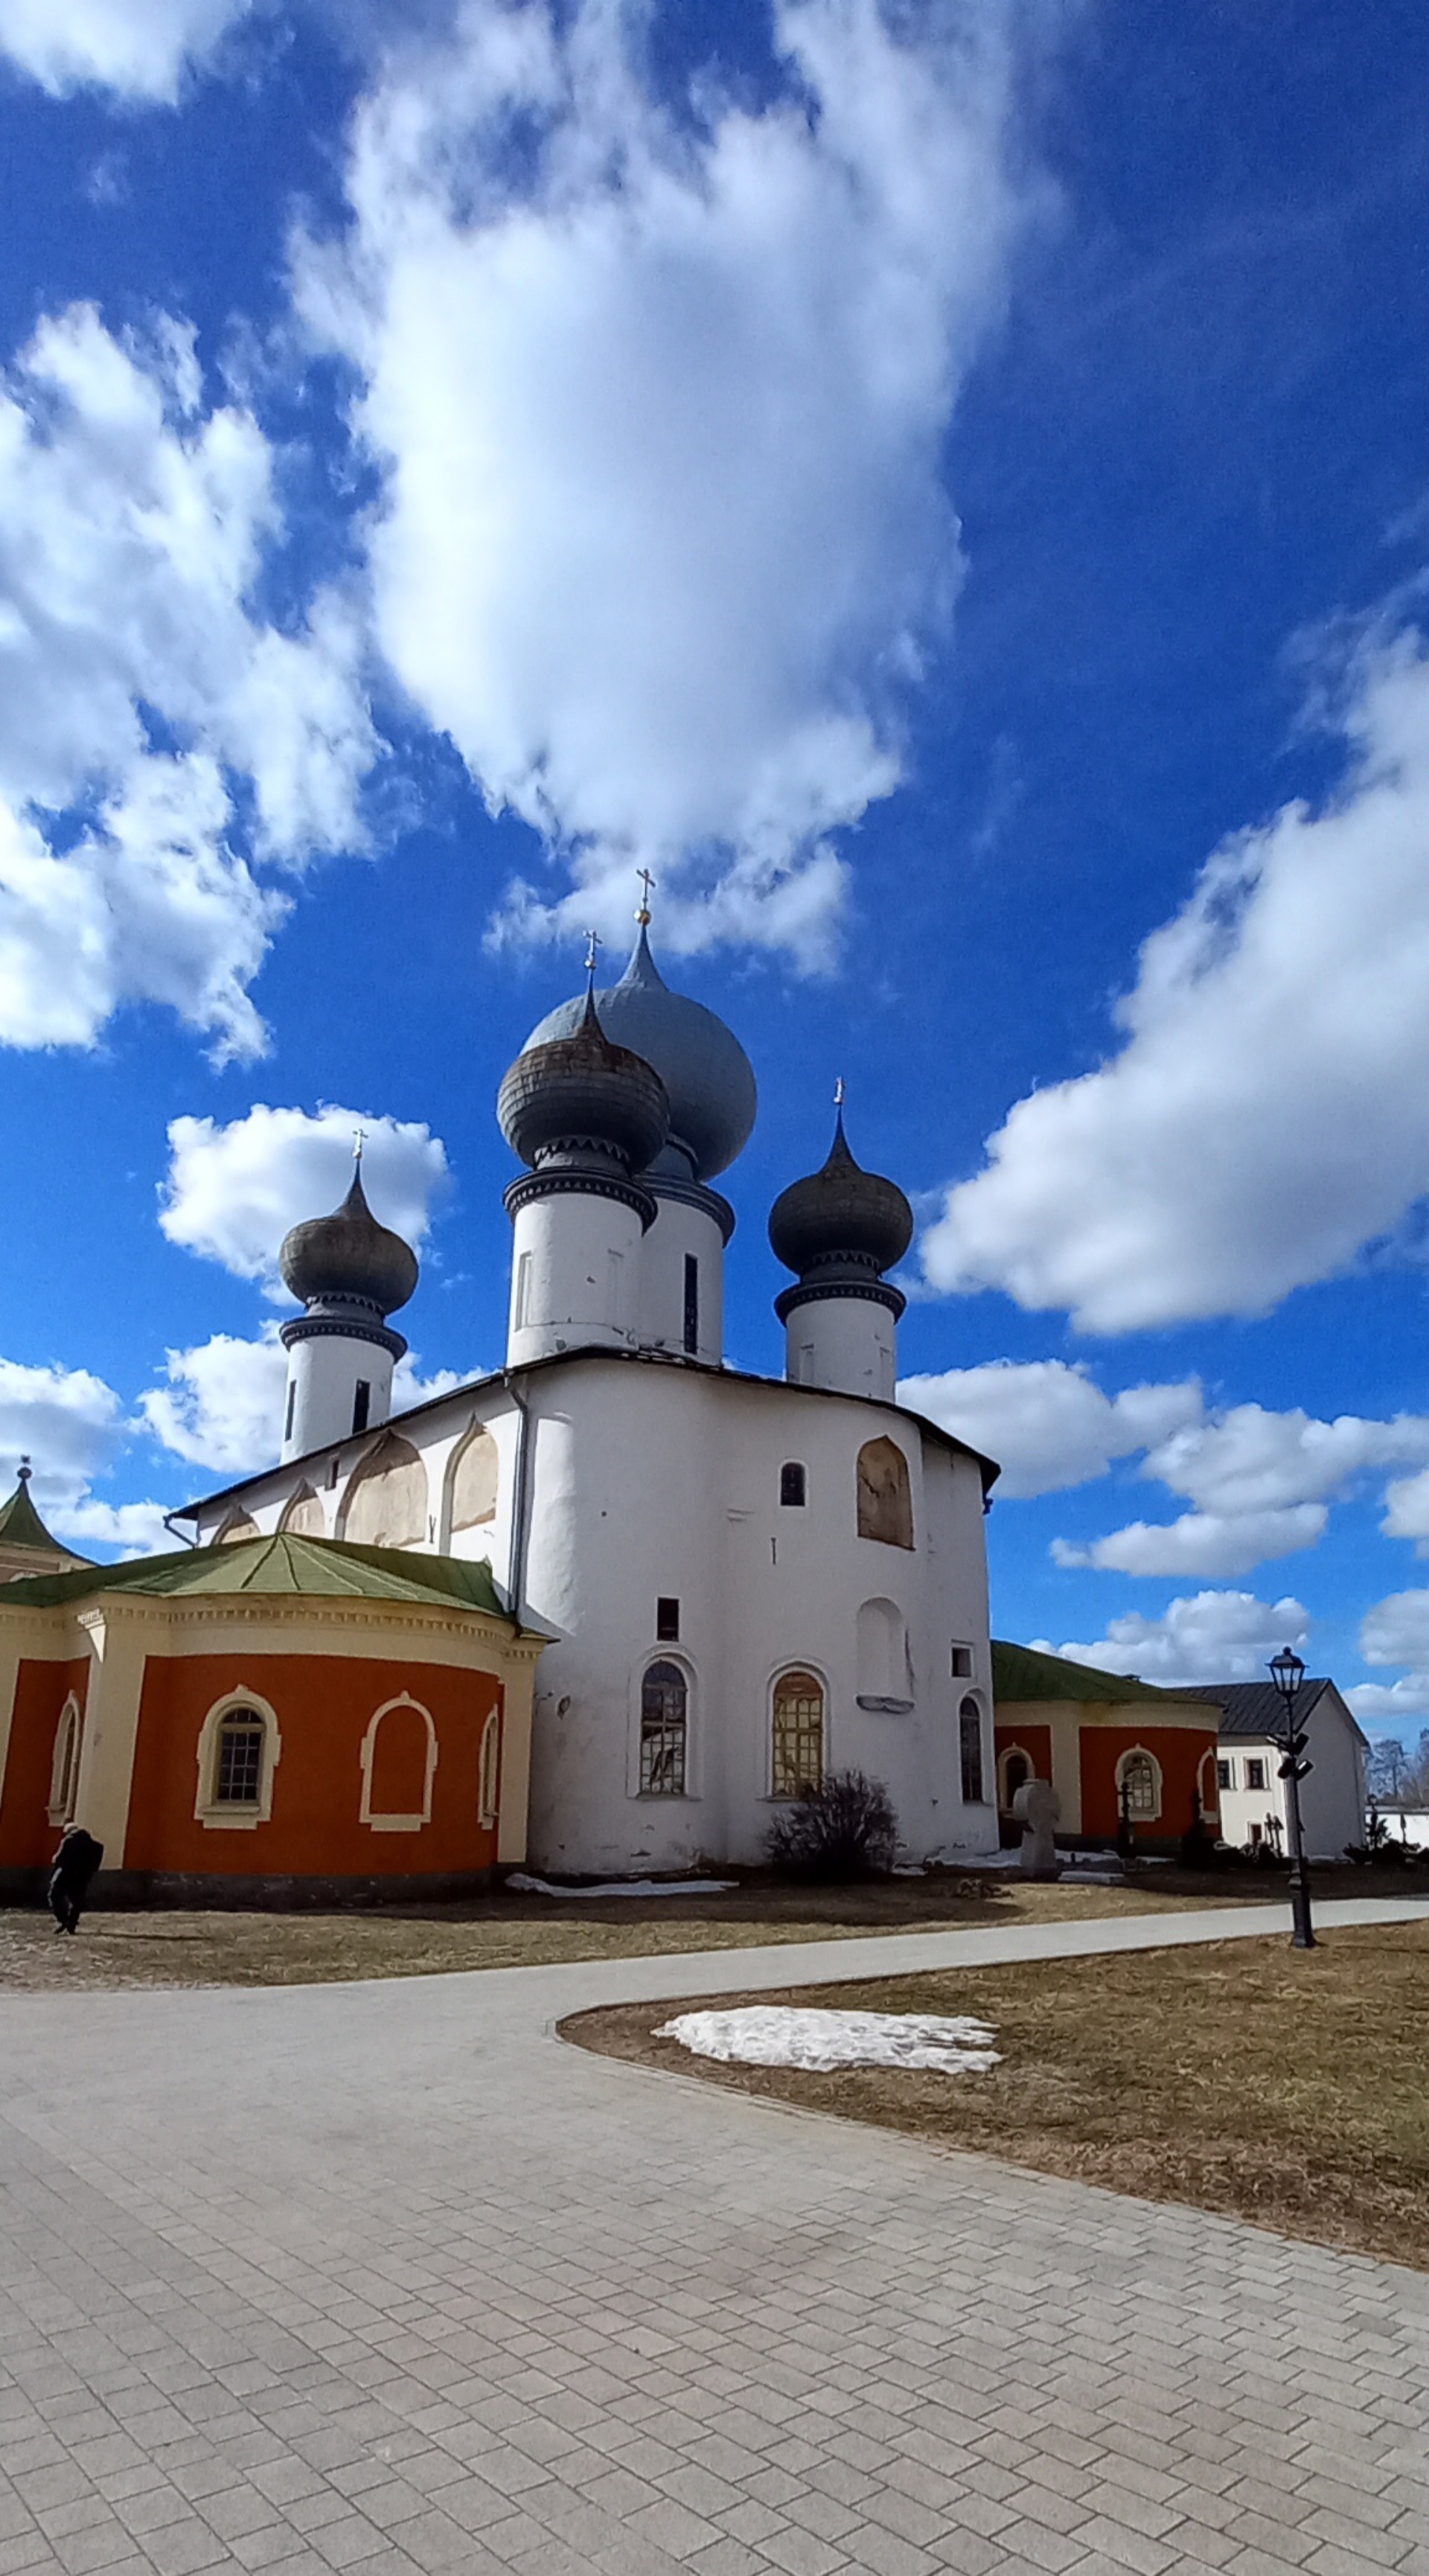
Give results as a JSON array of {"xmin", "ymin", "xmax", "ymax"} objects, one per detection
[
  {"xmin": 1217, "ymin": 1689, "xmax": 1367, "ymax": 1860},
  {"xmin": 636, "ymin": 1192, "xmax": 725, "ymax": 1363},
  {"xmin": 785, "ymin": 1295, "xmax": 897, "ymax": 1402},
  {"xmin": 284, "ymin": 1332, "xmax": 396, "ymax": 1460},
  {"xmin": 506, "ymin": 1190, "xmax": 648, "ymax": 1366}
]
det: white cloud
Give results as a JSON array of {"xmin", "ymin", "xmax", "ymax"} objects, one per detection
[
  {"xmin": 906, "ymin": 1360, "xmax": 1429, "ymax": 1576},
  {"xmin": 0, "ymin": 1358, "xmax": 125, "ymax": 1503},
  {"xmin": 141, "ymin": 1324, "xmax": 478, "ymax": 1477},
  {"xmin": 51, "ymin": 1498, "xmax": 176, "ymax": 1557},
  {"xmin": 159, "ymin": 1105, "xmax": 450, "ymax": 1292},
  {"xmin": 1051, "ymin": 1506, "xmax": 1326, "ymax": 1579},
  {"xmin": 0, "ymin": 304, "xmax": 375, "ymax": 1059},
  {"xmin": 901, "ymin": 1359, "xmax": 1201, "ymax": 1499},
  {"xmin": 299, "ymin": 0, "xmax": 1036, "ymax": 965},
  {"xmin": 923, "ymin": 624, "xmax": 1429, "ymax": 1331},
  {"xmin": 0, "ymin": 0, "xmax": 253, "ymax": 101},
  {"xmin": 1045, "ymin": 1591, "xmax": 1309, "ymax": 1687},
  {"xmin": 1347, "ymin": 1591, "xmax": 1429, "ymax": 1720}
]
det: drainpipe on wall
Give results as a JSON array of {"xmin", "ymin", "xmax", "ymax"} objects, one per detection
[{"xmin": 501, "ymin": 1370, "xmax": 532, "ymax": 1624}]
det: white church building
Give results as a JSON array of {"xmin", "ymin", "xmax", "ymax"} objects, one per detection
[{"xmin": 175, "ymin": 914, "xmax": 1001, "ymax": 1876}]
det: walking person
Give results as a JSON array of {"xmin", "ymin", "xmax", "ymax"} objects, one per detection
[{"xmin": 47, "ymin": 1824, "xmax": 103, "ymax": 1935}]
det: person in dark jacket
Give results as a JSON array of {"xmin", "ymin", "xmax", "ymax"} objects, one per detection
[{"xmin": 48, "ymin": 1824, "xmax": 104, "ymax": 1934}]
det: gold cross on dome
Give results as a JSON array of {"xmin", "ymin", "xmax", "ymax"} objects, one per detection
[
  {"xmin": 584, "ymin": 929, "xmax": 602, "ymax": 977},
  {"xmin": 635, "ymin": 868, "xmax": 656, "ymax": 925}
]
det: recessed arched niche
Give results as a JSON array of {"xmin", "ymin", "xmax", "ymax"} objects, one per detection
[
  {"xmin": 448, "ymin": 1423, "xmax": 499, "ymax": 1537},
  {"xmin": 856, "ymin": 1437, "xmax": 913, "ymax": 1550},
  {"xmin": 340, "ymin": 1433, "xmax": 429, "ymax": 1550},
  {"xmin": 278, "ymin": 1484, "xmax": 325, "ymax": 1538}
]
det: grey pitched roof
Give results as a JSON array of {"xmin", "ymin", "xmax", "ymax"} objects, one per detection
[{"xmin": 1177, "ymin": 1681, "xmax": 1334, "ymax": 1740}]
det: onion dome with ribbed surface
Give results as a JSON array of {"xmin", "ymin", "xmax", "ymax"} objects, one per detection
[
  {"xmin": 279, "ymin": 1168, "xmax": 419, "ymax": 1317},
  {"xmin": 499, "ymin": 988, "xmax": 670, "ymax": 1178},
  {"xmin": 770, "ymin": 1109, "xmax": 913, "ymax": 1284},
  {"xmin": 522, "ymin": 925, "xmax": 755, "ymax": 1180}
]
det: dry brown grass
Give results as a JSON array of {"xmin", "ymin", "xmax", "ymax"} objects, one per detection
[
  {"xmin": 566, "ymin": 1919, "xmax": 1429, "ymax": 2269},
  {"xmin": 0, "ymin": 1868, "xmax": 1260, "ymax": 1992}
]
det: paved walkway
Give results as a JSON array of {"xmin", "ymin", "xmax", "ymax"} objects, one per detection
[{"xmin": 2, "ymin": 1900, "xmax": 1428, "ymax": 2576}]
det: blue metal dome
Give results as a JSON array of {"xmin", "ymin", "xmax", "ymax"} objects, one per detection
[{"xmin": 523, "ymin": 927, "xmax": 756, "ymax": 1181}]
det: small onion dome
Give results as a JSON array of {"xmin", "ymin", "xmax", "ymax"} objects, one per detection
[
  {"xmin": 279, "ymin": 1167, "xmax": 419, "ymax": 1317},
  {"xmin": 522, "ymin": 925, "xmax": 755, "ymax": 1180},
  {"xmin": 769, "ymin": 1110, "xmax": 913, "ymax": 1281},
  {"xmin": 498, "ymin": 988, "xmax": 670, "ymax": 1177}
]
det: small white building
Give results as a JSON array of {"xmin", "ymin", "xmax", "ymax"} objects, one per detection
[
  {"xmin": 175, "ymin": 919, "xmax": 1003, "ymax": 1876},
  {"xmin": 1180, "ymin": 1681, "xmax": 1369, "ymax": 1861}
]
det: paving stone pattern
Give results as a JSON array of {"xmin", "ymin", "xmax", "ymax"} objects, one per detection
[{"xmin": 2, "ymin": 1900, "xmax": 1428, "ymax": 2576}]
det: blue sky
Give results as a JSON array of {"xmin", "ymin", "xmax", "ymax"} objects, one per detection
[{"xmin": 2, "ymin": 0, "xmax": 1429, "ymax": 1742}]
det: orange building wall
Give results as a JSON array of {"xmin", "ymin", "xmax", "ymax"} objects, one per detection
[
  {"xmin": 0, "ymin": 1656, "xmax": 90, "ymax": 1869},
  {"xmin": 994, "ymin": 1723, "xmax": 1052, "ymax": 1803},
  {"xmin": 1080, "ymin": 1722, "xmax": 1218, "ymax": 1842},
  {"xmin": 125, "ymin": 1652, "xmax": 501, "ymax": 1879}
]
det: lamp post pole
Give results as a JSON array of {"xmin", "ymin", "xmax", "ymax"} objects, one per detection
[{"xmin": 1267, "ymin": 1646, "xmax": 1315, "ymax": 1951}]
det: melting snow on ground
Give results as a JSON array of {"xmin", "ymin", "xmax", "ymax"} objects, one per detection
[
  {"xmin": 656, "ymin": 2007, "xmax": 1001, "ymax": 2074},
  {"xmin": 507, "ymin": 1874, "xmax": 738, "ymax": 1899}
]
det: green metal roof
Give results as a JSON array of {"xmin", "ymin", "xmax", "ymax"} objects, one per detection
[
  {"xmin": 0, "ymin": 1472, "xmax": 89, "ymax": 1561},
  {"xmin": 992, "ymin": 1639, "xmax": 1212, "ymax": 1707},
  {"xmin": 0, "ymin": 1532, "xmax": 515, "ymax": 1621}
]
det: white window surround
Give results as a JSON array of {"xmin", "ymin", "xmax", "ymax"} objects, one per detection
[
  {"xmin": 627, "ymin": 1651, "xmax": 697, "ymax": 1800},
  {"xmin": 997, "ymin": 1742, "xmax": 1035, "ymax": 1809},
  {"xmin": 1116, "ymin": 1744, "xmax": 1163, "ymax": 1822},
  {"xmin": 767, "ymin": 1662, "xmax": 828, "ymax": 1801},
  {"xmin": 194, "ymin": 1687, "xmax": 281, "ymax": 1831},
  {"xmin": 478, "ymin": 1708, "xmax": 500, "ymax": 1830},
  {"xmin": 359, "ymin": 1693, "xmax": 438, "ymax": 1833},
  {"xmin": 47, "ymin": 1693, "xmax": 83, "ymax": 1827}
]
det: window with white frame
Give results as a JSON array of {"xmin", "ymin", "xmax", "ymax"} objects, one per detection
[
  {"xmin": 1217, "ymin": 1758, "xmax": 1233, "ymax": 1790},
  {"xmin": 771, "ymin": 1669, "xmax": 824, "ymax": 1797},
  {"xmin": 48, "ymin": 1694, "xmax": 83, "ymax": 1826},
  {"xmin": 195, "ymin": 1690, "xmax": 281, "ymax": 1829},
  {"xmin": 478, "ymin": 1709, "xmax": 500, "ymax": 1829},
  {"xmin": 1245, "ymin": 1757, "xmax": 1267, "ymax": 1792},
  {"xmin": 1116, "ymin": 1748, "xmax": 1162, "ymax": 1819}
]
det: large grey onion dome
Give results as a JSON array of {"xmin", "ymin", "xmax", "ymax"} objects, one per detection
[
  {"xmin": 523, "ymin": 924, "xmax": 756, "ymax": 1180},
  {"xmin": 279, "ymin": 1166, "xmax": 419, "ymax": 1317},
  {"xmin": 499, "ymin": 988, "xmax": 670, "ymax": 1177},
  {"xmin": 770, "ymin": 1109, "xmax": 913, "ymax": 1283}
]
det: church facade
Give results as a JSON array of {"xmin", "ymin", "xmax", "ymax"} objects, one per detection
[{"xmin": 0, "ymin": 913, "xmax": 1002, "ymax": 1892}]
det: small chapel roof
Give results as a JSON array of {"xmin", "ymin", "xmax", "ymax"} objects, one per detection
[
  {"xmin": 993, "ymin": 1640, "xmax": 1218, "ymax": 1709},
  {"xmin": 0, "ymin": 1460, "xmax": 92, "ymax": 1565},
  {"xmin": 0, "ymin": 1532, "xmax": 525, "ymax": 1623}
]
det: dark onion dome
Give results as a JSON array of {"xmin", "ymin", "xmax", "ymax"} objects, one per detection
[
  {"xmin": 279, "ymin": 1166, "xmax": 420, "ymax": 1317},
  {"xmin": 769, "ymin": 1108, "xmax": 913, "ymax": 1283},
  {"xmin": 498, "ymin": 987, "xmax": 670, "ymax": 1177},
  {"xmin": 522, "ymin": 924, "xmax": 755, "ymax": 1180}
]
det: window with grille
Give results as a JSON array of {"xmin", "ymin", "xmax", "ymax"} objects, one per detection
[
  {"xmin": 1119, "ymin": 1751, "xmax": 1158, "ymax": 1816},
  {"xmin": 1245, "ymin": 1757, "xmax": 1267, "ymax": 1792},
  {"xmin": 779, "ymin": 1462, "xmax": 807, "ymax": 1508},
  {"xmin": 1217, "ymin": 1758, "xmax": 1233, "ymax": 1789},
  {"xmin": 959, "ymin": 1698, "xmax": 985, "ymax": 1803},
  {"xmin": 771, "ymin": 1669, "xmax": 824, "ymax": 1798},
  {"xmin": 215, "ymin": 1713, "xmax": 265, "ymax": 1806},
  {"xmin": 640, "ymin": 1662, "xmax": 688, "ymax": 1794}
]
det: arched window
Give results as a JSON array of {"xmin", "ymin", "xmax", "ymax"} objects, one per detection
[
  {"xmin": 449, "ymin": 1425, "xmax": 499, "ymax": 1536},
  {"xmin": 1116, "ymin": 1747, "xmax": 1162, "ymax": 1821},
  {"xmin": 195, "ymin": 1690, "xmax": 281, "ymax": 1828},
  {"xmin": 478, "ymin": 1710, "xmax": 500, "ymax": 1829},
  {"xmin": 48, "ymin": 1694, "xmax": 83, "ymax": 1826},
  {"xmin": 959, "ymin": 1696, "xmax": 986, "ymax": 1805},
  {"xmin": 278, "ymin": 1484, "xmax": 325, "ymax": 1538},
  {"xmin": 771, "ymin": 1669, "xmax": 825, "ymax": 1799},
  {"xmin": 779, "ymin": 1462, "xmax": 807, "ymax": 1508},
  {"xmin": 998, "ymin": 1745, "xmax": 1032, "ymax": 1812},
  {"xmin": 640, "ymin": 1661, "xmax": 688, "ymax": 1796},
  {"xmin": 340, "ymin": 1432, "xmax": 429, "ymax": 1550},
  {"xmin": 856, "ymin": 1598, "xmax": 910, "ymax": 1710},
  {"xmin": 215, "ymin": 1511, "xmax": 259, "ymax": 1547},
  {"xmin": 856, "ymin": 1438, "xmax": 913, "ymax": 1549},
  {"xmin": 359, "ymin": 1696, "xmax": 438, "ymax": 1831},
  {"xmin": 216, "ymin": 1710, "xmax": 266, "ymax": 1806}
]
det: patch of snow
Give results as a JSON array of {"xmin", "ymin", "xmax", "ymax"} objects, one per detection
[
  {"xmin": 656, "ymin": 2006, "xmax": 1001, "ymax": 2074},
  {"xmin": 506, "ymin": 1873, "xmax": 738, "ymax": 1899},
  {"xmin": 936, "ymin": 1848, "xmax": 1023, "ymax": 1870}
]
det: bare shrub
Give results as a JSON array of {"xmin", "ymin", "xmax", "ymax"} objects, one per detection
[{"xmin": 765, "ymin": 1769, "xmax": 898, "ymax": 1882}]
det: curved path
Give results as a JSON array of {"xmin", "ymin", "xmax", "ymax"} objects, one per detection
[{"xmin": 2, "ymin": 1899, "xmax": 1428, "ymax": 2576}]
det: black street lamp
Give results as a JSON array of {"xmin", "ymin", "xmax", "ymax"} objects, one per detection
[{"xmin": 1267, "ymin": 1646, "xmax": 1315, "ymax": 1950}]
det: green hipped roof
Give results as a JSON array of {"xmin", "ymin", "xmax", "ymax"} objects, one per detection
[
  {"xmin": 0, "ymin": 1473, "xmax": 89, "ymax": 1561},
  {"xmin": 992, "ymin": 1639, "xmax": 1216, "ymax": 1708},
  {"xmin": 0, "ymin": 1531, "xmax": 517, "ymax": 1622}
]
